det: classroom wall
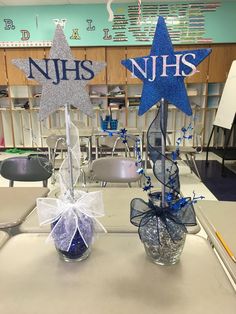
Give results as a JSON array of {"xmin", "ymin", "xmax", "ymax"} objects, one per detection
[{"xmin": 0, "ymin": 1, "xmax": 236, "ymax": 47}]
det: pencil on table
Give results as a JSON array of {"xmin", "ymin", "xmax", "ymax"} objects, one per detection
[{"xmin": 215, "ymin": 231, "xmax": 236, "ymax": 263}]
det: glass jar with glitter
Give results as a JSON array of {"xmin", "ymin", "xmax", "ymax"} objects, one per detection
[
  {"xmin": 51, "ymin": 213, "xmax": 94, "ymax": 262},
  {"xmin": 141, "ymin": 214, "xmax": 186, "ymax": 266},
  {"xmin": 36, "ymin": 189, "xmax": 106, "ymax": 263},
  {"xmin": 130, "ymin": 193, "xmax": 196, "ymax": 266}
]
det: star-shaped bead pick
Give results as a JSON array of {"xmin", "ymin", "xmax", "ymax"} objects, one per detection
[
  {"xmin": 121, "ymin": 16, "xmax": 211, "ymax": 116},
  {"xmin": 12, "ymin": 25, "xmax": 106, "ymax": 120}
]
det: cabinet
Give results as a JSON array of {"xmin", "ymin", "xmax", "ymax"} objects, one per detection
[
  {"xmin": 126, "ymin": 46, "xmax": 150, "ymax": 84},
  {"xmin": 0, "ymin": 50, "xmax": 7, "ymax": 85},
  {"xmin": 5, "ymin": 48, "xmax": 45, "ymax": 85},
  {"xmin": 186, "ymin": 45, "xmax": 210, "ymax": 83},
  {"xmin": 106, "ymin": 47, "xmax": 127, "ymax": 84},
  {"xmin": 208, "ymin": 44, "xmax": 236, "ymax": 83},
  {"xmin": 5, "ymin": 49, "xmax": 28, "ymax": 85},
  {"xmin": 71, "ymin": 47, "xmax": 86, "ymax": 60},
  {"xmin": 86, "ymin": 47, "xmax": 106, "ymax": 84},
  {"xmin": 2, "ymin": 48, "xmax": 47, "ymax": 147},
  {"xmin": 208, "ymin": 45, "xmax": 230, "ymax": 83},
  {"xmin": 0, "ymin": 44, "xmax": 236, "ymax": 149},
  {"xmin": 26, "ymin": 49, "xmax": 46, "ymax": 85}
]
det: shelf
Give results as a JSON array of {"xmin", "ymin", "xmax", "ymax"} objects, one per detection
[
  {"xmin": 11, "ymin": 108, "xmax": 27, "ymax": 111},
  {"xmin": 90, "ymin": 96, "xmax": 107, "ymax": 98},
  {"xmin": 0, "ymin": 97, "xmax": 10, "ymax": 108},
  {"xmin": 0, "ymin": 81, "xmax": 222, "ymax": 148},
  {"xmin": 10, "ymin": 86, "xmax": 28, "ymax": 98},
  {"xmin": 30, "ymin": 98, "xmax": 40, "ymax": 109},
  {"xmin": 0, "ymin": 86, "xmax": 8, "ymax": 99},
  {"xmin": 207, "ymin": 96, "xmax": 220, "ymax": 108},
  {"xmin": 0, "ymin": 45, "xmax": 234, "ymax": 149},
  {"xmin": 187, "ymin": 89, "xmax": 198, "ymax": 96},
  {"xmin": 107, "ymin": 96, "xmax": 125, "ymax": 99},
  {"xmin": 208, "ymin": 82, "xmax": 224, "ymax": 96}
]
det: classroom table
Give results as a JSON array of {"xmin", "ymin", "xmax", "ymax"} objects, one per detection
[
  {"xmin": 19, "ymin": 187, "xmax": 147, "ymax": 233},
  {"xmin": 78, "ymin": 128, "xmax": 93, "ymax": 162},
  {"xmin": 142, "ymin": 129, "xmax": 175, "ymax": 170},
  {"xmin": 93, "ymin": 128, "xmax": 143, "ymax": 159},
  {"xmin": 20, "ymin": 187, "xmax": 201, "ymax": 234},
  {"xmin": 42, "ymin": 127, "xmax": 93, "ymax": 161},
  {"xmin": 0, "ymin": 231, "xmax": 9, "ymax": 248},
  {"xmin": 19, "ymin": 186, "xmax": 201, "ymax": 234},
  {"xmin": 0, "ymin": 233, "xmax": 235, "ymax": 314},
  {"xmin": 196, "ymin": 200, "xmax": 236, "ymax": 285},
  {"xmin": 0, "ymin": 187, "xmax": 49, "ymax": 230}
]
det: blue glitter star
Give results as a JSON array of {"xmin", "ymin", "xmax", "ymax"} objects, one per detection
[{"xmin": 121, "ymin": 16, "xmax": 211, "ymax": 116}]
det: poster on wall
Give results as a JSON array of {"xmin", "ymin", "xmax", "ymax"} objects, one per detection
[
  {"xmin": 0, "ymin": 1, "xmax": 235, "ymax": 47},
  {"xmin": 214, "ymin": 60, "xmax": 236, "ymax": 130}
]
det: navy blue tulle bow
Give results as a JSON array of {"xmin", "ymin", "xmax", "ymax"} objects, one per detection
[{"xmin": 130, "ymin": 196, "xmax": 197, "ymax": 244}]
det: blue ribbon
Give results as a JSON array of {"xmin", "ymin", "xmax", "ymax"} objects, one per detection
[{"xmin": 130, "ymin": 195, "xmax": 197, "ymax": 244}]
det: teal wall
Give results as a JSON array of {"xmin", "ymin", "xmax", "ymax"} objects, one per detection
[{"xmin": 0, "ymin": 1, "xmax": 236, "ymax": 46}]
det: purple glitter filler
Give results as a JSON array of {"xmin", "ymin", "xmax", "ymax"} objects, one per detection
[{"xmin": 51, "ymin": 214, "xmax": 94, "ymax": 260}]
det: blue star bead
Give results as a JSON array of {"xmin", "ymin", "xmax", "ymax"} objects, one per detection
[{"xmin": 121, "ymin": 16, "xmax": 211, "ymax": 116}]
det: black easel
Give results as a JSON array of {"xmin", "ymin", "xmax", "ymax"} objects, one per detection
[{"xmin": 206, "ymin": 115, "xmax": 236, "ymax": 175}]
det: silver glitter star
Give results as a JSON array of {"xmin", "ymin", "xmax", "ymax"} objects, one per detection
[{"xmin": 12, "ymin": 25, "xmax": 106, "ymax": 120}]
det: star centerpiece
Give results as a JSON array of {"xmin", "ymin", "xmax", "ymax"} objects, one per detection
[
  {"xmin": 12, "ymin": 25, "xmax": 106, "ymax": 120},
  {"xmin": 121, "ymin": 16, "xmax": 211, "ymax": 116}
]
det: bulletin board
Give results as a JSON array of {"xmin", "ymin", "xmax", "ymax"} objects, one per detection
[{"xmin": 0, "ymin": 1, "xmax": 236, "ymax": 47}]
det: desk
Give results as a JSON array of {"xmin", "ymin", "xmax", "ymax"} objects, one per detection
[
  {"xmin": 93, "ymin": 128, "xmax": 143, "ymax": 159},
  {"xmin": 196, "ymin": 200, "xmax": 236, "ymax": 284},
  {"xmin": 143, "ymin": 129, "xmax": 174, "ymax": 170},
  {"xmin": 42, "ymin": 127, "xmax": 93, "ymax": 162},
  {"xmin": 79, "ymin": 128, "xmax": 93, "ymax": 162},
  {"xmin": 0, "ymin": 231, "xmax": 9, "ymax": 248},
  {"xmin": 0, "ymin": 233, "xmax": 235, "ymax": 314},
  {"xmin": 20, "ymin": 187, "xmax": 147, "ymax": 233},
  {"xmin": 0, "ymin": 187, "xmax": 49, "ymax": 229},
  {"xmin": 20, "ymin": 187, "xmax": 200, "ymax": 234}
]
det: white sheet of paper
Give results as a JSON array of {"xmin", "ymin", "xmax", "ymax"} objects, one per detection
[{"xmin": 214, "ymin": 60, "xmax": 236, "ymax": 129}]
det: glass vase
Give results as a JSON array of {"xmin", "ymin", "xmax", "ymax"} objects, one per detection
[
  {"xmin": 141, "ymin": 216, "xmax": 186, "ymax": 266},
  {"xmin": 51, "ymin": 214, "xmax": 94, "ymax": 262}
]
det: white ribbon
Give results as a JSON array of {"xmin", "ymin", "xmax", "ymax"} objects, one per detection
[
  {"xmin": 37, "ymin": 190, "xmax": 106, "ymax": 252},
  {"xmin": 58, "ymin": 121, "xmax": 81, "ymax": 196},
  {"xmin": 106, "ymin": 0, "xmax": 114, "ymax": 22}
]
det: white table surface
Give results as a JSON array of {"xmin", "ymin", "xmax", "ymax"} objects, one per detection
[
  {"xmin": 0, "ymin": 233, "xmax": 235, "ymax": 314},
  {"xmin": 0, "ymin": 187, "xmax": 49, "ymax": 229},
  {"xmin": 20, "ymin": 187, "xmax": 147, "ymax": 233},
  {"xmin": 20, "ymin": 187, "xmax": 201, "ymax": 234},
  {"xmin": 0, "ymin": 231, "xmax": 9, "ymax": 248},
  {"xmin": 196, "ymin": 200, "xmax": 236, "ymax": 284}
]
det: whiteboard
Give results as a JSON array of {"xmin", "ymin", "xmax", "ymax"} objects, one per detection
[{"xmin": 214, "ymin": 60, "xmax": 236, "ymax": 130}]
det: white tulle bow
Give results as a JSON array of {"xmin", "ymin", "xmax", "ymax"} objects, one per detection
[{"xmin": 37, "ymin": 190, "xmax": 106, "ymax": 251}]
